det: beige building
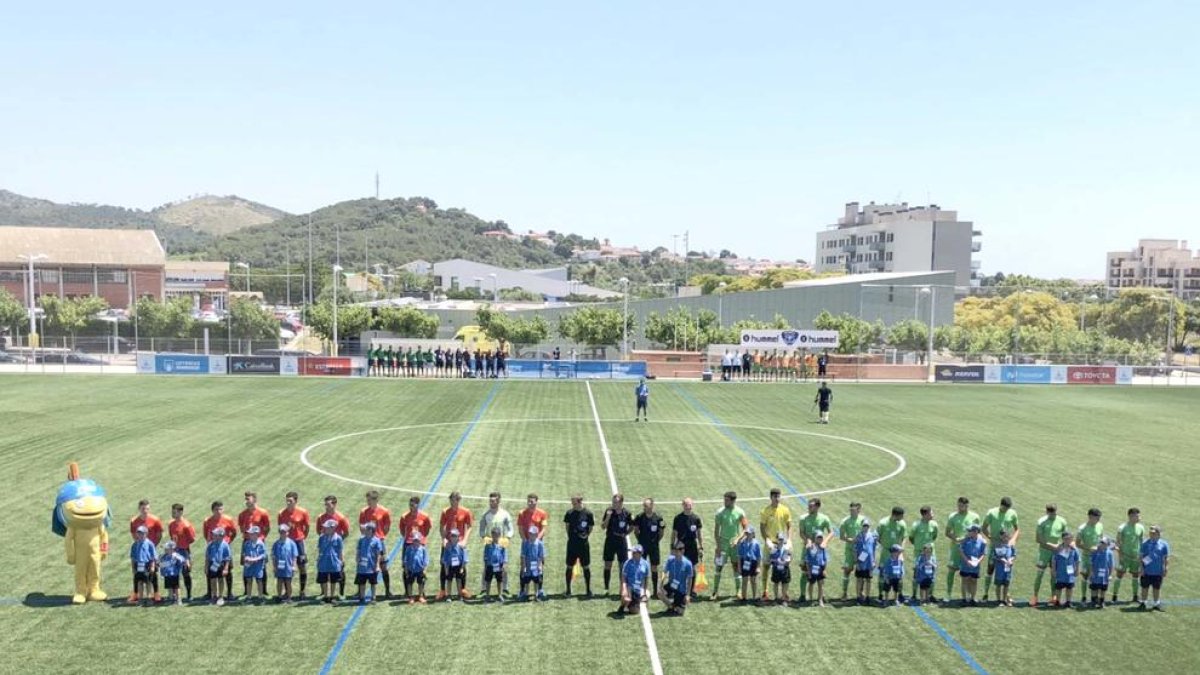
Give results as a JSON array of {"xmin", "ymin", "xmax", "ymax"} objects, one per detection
[
  {"xmin": 1107, "ymin": 239, "xmax": 1200, "ymax": 299},
  {"xmin": 164, "ymin": 261, "xmax": 230, "ymax": 311}
]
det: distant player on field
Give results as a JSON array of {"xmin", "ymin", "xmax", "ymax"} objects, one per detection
[
  {"xmin": 814, "ymin": 381, "xmax": 832, "ymax": 424},
  {"xmin": 634, "ymin": 378, "xmax": 649, "ymax": 422}
]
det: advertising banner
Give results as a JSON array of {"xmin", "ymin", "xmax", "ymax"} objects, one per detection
[
  {"xmin": 740, "ymin": 330, "xmax": 839, "ymax": 349},
  {"xmin": 280, "ymin": 356, "xmax": 299, "ymax": 376},
  {"xmin": 611, "ymin": 361, "xmax": 649, "ymax": 379},
  {"xmin": 934, "ymin": 365, "xmax": 985, "ymax": 383},
  {"xmin": 1051, "ymin": 366, "xmax": 1068, "ymax": 384},
  {"xmin": 1116, "ymin": 366, "xmax": 1133, "ymax": 385},
  {"xmin": 984, "ymin": 365, "xmax": 1001, "ymax": 383},
  {"xmin": 300, "ymin": 357, "xmax": 354, "ymax": 376},
  {"xmin": 155, "ymin": 353, "xmax": 211, "ymax": 375},
  {"xmin": 227, "ymin": 355, "xmax": 281, "ymax": 375},
  {"xmin": 1066, "ymin": 365, "xmax": 1116, "ymax": 385},
  {"xmin": 1000, "ymin": 365, "xmax": 1052, "ymax": 384},
  {"xmin": 136, "ymin": 353, "xmax": 155, "ymax": 374}
]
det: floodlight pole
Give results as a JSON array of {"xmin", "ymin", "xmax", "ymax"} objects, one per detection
[
  {"xmin": 922, "ymin": 286, "xmax": 935, "ymax": 382},
  {"xmin": 332, "ymin": 264, "xmax": 343, "ymax": 356},
  {"xmin": 17, "ymin": 253, "xmax": 47, "ymax": 348},
  {"xmin": 620, "ymin": 277, "xmax": 629, "ymax": 358}
]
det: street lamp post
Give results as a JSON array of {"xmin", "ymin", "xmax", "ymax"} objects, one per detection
[
  {"xmin": 236, "ymin": 262, "xmax": 250, "ymax": 294},
  {"xmin": 717, "ymin": 281, "xmax": 727, "ymax": 328},
  {"xmin": 489, "ymin": 273, "xmax": 498, "ymax": 302},
  {"xmin": 620, "ymin": 277, "xmax": 629, "ymax": 358},
  {"xmin": 332, "ymin": 264, "xmax": 343, "ymax": 356},
  {"xmin": 17, "ymin": 253, "xmax": 48, "ymax": 348},
  {"xmin": 921, "ymin": 286, "xmax": 935, "ymax": 382}
]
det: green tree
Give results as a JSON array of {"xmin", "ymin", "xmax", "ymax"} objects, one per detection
[
  {"xmin": 1098, "ymin": 289, "xmax": 1183, "ymax": 347},
  {"xmin": 886, "ymin": 319, "xmax": 928, "ymax": 352},
  {"xmin": 507, "ymin": 315, "xmax": 550, "ymax": 346},
  {"xmin": 812, "ymin": 311, "xmax": 884, "ymax": 354},
  {"xmin": 134, "ymin": 296, "xmax": 195, "ymax": 338},
  {"xmin": 377, "ymin": 306, "xmax": 439, "ymax": 338},
  {"xmin": 229, "ymin": 298, "xmax": 280, "ymax": 340},
  {"xmin": 0, "ymin": 288, "xmax": 27, "ymax": 333},
  {"xmin": 306, "ymin": 301, "xmax": 372, "ymax": 341},
  {"xmin": 38, "ymin": 295, "xmax": 109, "ymax": 340},
  {"xmin": 557, "ymin": 306, "xmax": 634, "ymax": 348}
]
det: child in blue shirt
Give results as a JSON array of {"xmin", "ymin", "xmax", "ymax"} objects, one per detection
[
  {"xmin": 519, "ymin": 526, "xmax": 547, "ymax": 601},
  {"xmin": 621, "ymin": 545, "xmax": 651, "ymax": 614},
  {"xmin": 482, "ymin": 527, "xmax": 508, "ymax": 602},
  {"xmin": 1138, "ymin": 525, "xmax": 1170, "ymax": 611},
  {"xmin": 914, "ymin": 544, "xmax": 937, "ymax": 605},
  {"xmin": 129, "ymin": 525, "xmax": 157, "ymax": 607},
  {"xmin": 205, "ymin": 527, "xmax": 232, "ymax": 606},
  {"xmin": 661, "ymin": 544, "xmax": 694, "ymax": 615},
  {"xmin": 317, "ymin": 519, "xmax": 345, "ymax": 604},
  {"xmin": 883, "ymin": 544, "xmax": 905, "ymax": 606},
  {"xmin": 355, "ymin": 522, "xmax": 385, "ymax": 604},
  {"xmin": 959, "ymin": 524, "xmax": 987, "ymax": 606},
  {"xmin": 159, "ymin": 540, "xmax": 186, "ymax": 606},
  {"xmin": 402, "ymin": 529, "xmax": 429, "ymax": 604},
  {"xmin": 769, "ymin": 533, "xmax": 793, "ymax": 604},
  {"xmin": 853, "ymin": 520, "xmax": 877, "ymax": 605},
  {"xmin": 272, "ymin": 523, "xmax": 299, "ymax": 602},
  {"xmin": 1089, "ymin": 537, "xmax": 1114, "ymax": 609},
  {"xmin": 803, "ymin": 533, "xmax": 829, "ymax": 607},
  {"xmin": 241, "ymin": 525, "xmax": 267, "ymax": 601},
  {"xmin": 1052, "ymin": 531, "xmax": 1081, "ymax": 608},
  {"xmin": 990, "ymin": 530, "xmax": 1016, "ymax": 607},
  {"xmin": 737, "ymin": 527, "xmax": 763, "ymax": 604},
  {"xmin": 439, "ymin": 529, "xmax": 469, "ymax": 602}
]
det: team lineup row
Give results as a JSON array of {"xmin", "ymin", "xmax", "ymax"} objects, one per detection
[{"xmin": 120, "ymin": 489, "xmax": 1173, "ymax": 612}]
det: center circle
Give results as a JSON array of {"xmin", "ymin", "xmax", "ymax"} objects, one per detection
[{"xmin": 299, "ymin": 418, "xmax": 906, "ymax": 506}]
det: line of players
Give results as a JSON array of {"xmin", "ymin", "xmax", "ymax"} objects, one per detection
[
  {"xmin": 718, "ymin": 349, "xmax": 830, "ymax": 382},
  {"xmin": 121, "ymin": 489, "xmax": 1172, "ymax": 613},
  {"xmin": 367, "ymin": 345, "xmax": 507, "ymax": 379}
]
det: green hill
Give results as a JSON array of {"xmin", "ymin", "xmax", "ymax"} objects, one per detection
[
  {"xmin": 152, "ymin": 194, "xmax": 289, "ymax": 236},
  {"xmin": 0, "ymin": 189, "xmax": 213, "ymax": 251}
]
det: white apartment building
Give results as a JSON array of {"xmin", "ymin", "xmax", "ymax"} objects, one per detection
[
  {"xmin": 1107, "ymin": 239, "xmax": 1200, "ymax": 299},
  {"xmin": 814, "ymin": 202, "xmax": 982, "ymax": 288}
]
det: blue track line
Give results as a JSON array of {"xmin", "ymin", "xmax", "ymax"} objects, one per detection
[
  {"xmin": 912, "ymin": 605, "xmax": 990, "ymax": 674},
  {"xmin": 317, "ymin": 382, "xmax": 500, "ymax": 675},
  {"xmin": 672, "ymin": 384, "xmax": 807, "ymax": 504}
]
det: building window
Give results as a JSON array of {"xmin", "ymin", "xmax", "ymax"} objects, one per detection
[
  {"xmin": 63, "ymin": 270, "xmax": 93, "ymax": 284},
  {"xmin": 38, "ymin": 269, "xmax": 59, "ymax": 283},
  {"xmin": 97, "ymin": 269, "xmax": 127, "ymax": 284}
]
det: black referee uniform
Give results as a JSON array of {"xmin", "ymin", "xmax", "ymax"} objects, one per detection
[{"xmin": 562, "ymin": 506, "xmax": 594, "ymax": 595}]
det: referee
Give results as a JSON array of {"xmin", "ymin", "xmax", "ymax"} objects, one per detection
[
  {"xmin": 815, "ymin": 381, "xmax": 833, "ymax": 424},
  {"xmin": 601, "ymin": 494, "xmax": 632, "ymax": 595},
  {"xmin": 633, "ymin": 498, "xmax": 665, "ymax": 592},
  {"xmin": 671, "ymin": 498, "xmax": 703, "ymax": 598},
  {"xmin": 562, "ymin": 495, "xmax": 594, "ymax": 596}
]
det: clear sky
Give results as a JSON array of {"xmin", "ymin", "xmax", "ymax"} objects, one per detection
[{"xmin": 1, "ymin": 2, "xmax": 1196, "ymax": 279}]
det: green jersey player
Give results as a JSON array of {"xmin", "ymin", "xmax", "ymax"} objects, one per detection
[
  {"xmin": 838, "ymin": 502, "xmax": 866, "ymax": 600},
  {"xmin": 908, "ymin": 505, "xmax": 939, "ymax": 600},
  {"xmin": 1031, "ymin": 503, "xmax": 1068, "ymax": 607},
  {"xmin": 798, "ymin": 498, "xmax": 833, "ymax": 601},
  {"xmin": 944, "ymin": 497, "xmax": 980, "ymax": 600},
  {"xmin": 711, "ymin": 491, "xmax": 747, "ymax": 599},
  {"xmin": 1076, "ymin": 508, "xmax": 1104, "ymax": 583},
  {"xmin": 876, "ymin": 507, "xmax": 909, "ymax": 601},
  {"xmin": 980, "ymin": 497, "xmax": 1019, "ymax": 601},
  {"xmin": 1112, "ymin": 507, "xmax": 1146, "ymax": 603}
]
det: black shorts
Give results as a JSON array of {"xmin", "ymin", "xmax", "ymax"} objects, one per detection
[
  {"xmin": 163, "ymin": 575, "xmax": 180, "ymax": 590},
  {"xmin": 317, "ymin": 571, "xmax": 342, "ymax": 584},
  {"xmin": 918, "ymin": 579, "xmax": 932, "ymax": 590},
  {"xmin": 294, "ymin": 541, "xmax": 308, "ymax": 566},
  {"xmin": 354, "ymin": 573, "xmax": 377, "ymax": 586},
  {"xmin": 740, "ymin": 562, "xmax": 760, "ymax": 577},
  {"xmin": 566, "ymin": 539, "xmax": 591, "ymax": 567},
  {"xmin": 993, "ymin": 579, "xmax": 1010, "ymax": 588},
  {"xmin": 1054, "ymin": 582, "xmax": 1074, "ymax": 590},
  {"xmin": 1089, "ymin": 583, "xmax": 1109, "ymax": 591},
  {"xmin": 484, "ymin": 567, "xmax": 505, "ymax": 584},
  {"xmin": 603, "ymin": 537, "xmax": 629, "ymax": 564},
  {"xmin": 855, "ymin": 569, "xmax": 873, "ymax": 579},
  {"xmin": 682, "ymin": 541, "xmax": 699, "ymax": 566},
  {"xmin": 442, "ymin": 565, "xmax": 466, "ymax": 581},
  {"xmin": 636, "ymin": 400, "xmax": 648, "ymax": 411},
  {"xmin": 133, "ymin": 571, "xmax": 152, "ymax": 584},
  {"xmin": 959, "ymin": 570, "xmax": 979, "ymax": 579},
  {"xmin": 638, "ymin": 541, "xmax": 661, "ymax": 566},
  {"xmin": 403, "ymin": 571, "xmax": 426, "ymax": 585},
  {"xmin": 771, "ymin": 566, "xmax": 791, "ymax": 584},
  {"xmin": 666, "ymin": 586, "xmax": 687, "ymax": 608},
  {"xmin": 520, "ymin": 573, "xmax": 543, "ymax": 586},
  {"xmin": 808, "ymin": 572, "xmax": 826, "ymax": 583},
  {"xmin": 1140, "ymin": 575, "xmax": 1163, "ymax": 590},
  {"xmin": 883, "ymin": 579, "xmax": 901, "ymax": 593},
  {"xmin": 819, "ymin": 403, "xmax": 830, "ymax": 412}
]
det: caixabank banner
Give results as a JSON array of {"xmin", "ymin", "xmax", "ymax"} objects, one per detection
[{"xmin": 227, "ymin": 355, "xmax": 281, "ymax": 375}]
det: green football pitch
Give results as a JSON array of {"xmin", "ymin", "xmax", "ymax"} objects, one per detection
[{"xmin": 1, "ymin": 375, "xmax": 1197, "ymax": 674}]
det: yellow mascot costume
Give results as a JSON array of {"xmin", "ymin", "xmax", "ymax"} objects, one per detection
[{"xmin": 52, "ymin": 463, "xmax": 111, "ymax": 604}]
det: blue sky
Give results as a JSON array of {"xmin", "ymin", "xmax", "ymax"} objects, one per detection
[{"xmin": 1, "ymin": 2, "xmax": 1196, "ymax": 279}]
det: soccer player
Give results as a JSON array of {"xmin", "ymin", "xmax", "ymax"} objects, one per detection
[
  {"xmin": 838, "ymin": 501, "xmax": 867, "ymax": 600},
  {"xmin": 320, "ymin": 495, "xmax": 352, "ymax": 597},
  {"xmin": 804, "ymin": 533, "xmax": 829, "ymax": 606},
  {"xmin": 799, "ymin": 498, "xmax": 834, "ymax": 601},
  {"xmin": 601, "ymin": 493, "xmax": 632, "ymax": 595},
  {"xmin": 944, "ymin": 496, "xmax": 980, "ymax": 602},
  {"xmin": 661, "ymin": 543, "xmax": 694, "ymax": 615},
  {"xmin": 205, "ymin": 527, "xmax": 232, "ymax": 606},
  {"xmin": 853, "ymin": 520, "xmax": 876, "ymax": 605},
  {"xmin": 278, "ymin": 492, "xmax": 311, "ymax": 599},
  {"xmin": 991, "ymin": 529, "xmax": 1016, "ymax": 607},
  {"xmin": 129, "ymin": 499, "xmax": 164, "ymax": 603},
  {"xmin": 238, "ymin": 493, "xmax": 272, "ymax": 591},
  {"xmin": 737, "ymin": 527, "xmax": 762, "ymax": 603},
  {"xmin": 359, "ymin": 490, "xmax": 393, "ymax": 598},
  {"xmin": 402, "ymin": 529, "xmax": 430, "ymax": 604},
  {"xmin": 482, "ymin": 527, "xmax": 508, "ymax": 602},
  {"xmin": 1113, "ymin": 507, "xmax": 1146, "ymax": 604},
  {"xmin": 908, "ymin": 505, "xmax": 939, "ymax": 602},
  {"xmin": 712, "ymin": 491, "xmax": 747, "ymax": 600},
  {"xmin": 563, "ymin": 494, "xmax": 595, "ymax": 596},
  {"xmin": 814, "ymin": 381, "xmax": 832, "ymax": 424},
  {"xmin": 634, "ymin": 378, "xmax": 649, "ymax": 422},
  {"xmin": 439, "ymin": 492, "xmax": 475, "ymax": 549},
  {"xmin": 758, "ymin": 488, "xmax": 791, "ymax": 601},
  {"xmin": 517, "ymin": 493, "xmax": 549, "ymax": 543},
  {"xmin": 478, "ymin": 492, "xmax": 513, "ymax": 594},
  {"xmin": 1089, "ymin": 537, "xmax": 1114, "ymax": 608},
  {"xmin": 633, "ymin": 498, "xmax": 666, "ymax": 592},
  {"xmin": 620, "ymin": 544, "xmax": 651, "ymax": 614},
  {"xmin": 317, "ymin": 519, "xmax": 345, "ymax": 603},
  {"xmin": 519, "ymin": 526, "xmax": 547, "ymax": 601},
  {"xmin": 914, "ymin": 543, "xmax": 937, "ymax": 605},
  {"xmin": 369, "ymin": 344, "xmax": 379, "ymax": 376},
  {"xmin": 272, "ymin": 523, "xmax": 299, "ymax": 602},
  {"xmin": 959, "ymin": 524, "xmax": 987, "ymax": 606},
  {"xmin": 817, "ymin": 350, "xmax": 829, "ymax": 377},
  {"xmin": 882, "ymin": 544, "xmax": 905, "ymax": 606},
  {"xmin": 159, "ymin": 541, "xmax": 186, "ymax": 606},
  {"xmin": 129, "ymin": 525, "xmax": 157, "ymax": 606},
  {"xmin": 1051, "ymin": 531, "xmax": 1081, "ymax": 608},
  {"xmin": 399, "ymin": 496, "xmax": 433, "ymax": 553},
  {"xmin": 1138, "ymin": 525, "xmax": 1170, "ymax": 611},
  {"xmin": 168, "ymin": 503, "xmax": 196, "ymax": 602},
  {"xmin": 241, "ymin": 525, "xmax": 267, "ymax": 600},
  {"xmin": 354, "ymin": 522, "xmax": 384, "ymax": 604},
  {"xmin": 876, "ymin": 506, "xmax": 909, "ymax": 602},
  {"xmin": 740, "ymin": 350, "xmax": 752, "ymax": 381},
  {"xmin": 1075, "ymin": 507, "xmax": 1104, "ymax": 600},
  {"xmin": 980, "ymin": 497, "xmax": 1018, "ymax": 602},
  {"xmin": 1031, "ymin": 503, "xmax": 1068, "ymax": 608},
  {"xmin": 768, "ymin": 532, "xmax": 793, "ymax": 604},
  {"xmin": 671, "ymin": 498, "xmax": 703, "ymax": 598},
  {"xmin": 203, "ymin": 501, "xmax": 237, "ymax": 601}
]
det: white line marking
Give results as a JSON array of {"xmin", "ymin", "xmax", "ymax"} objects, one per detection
[
  {"xmin": 298, "ymin": 418, "xmax": 907, "ymax": 506},
  {"xmin": 586, "ymin": 381, "xmax": 664, "ymax": 675}
]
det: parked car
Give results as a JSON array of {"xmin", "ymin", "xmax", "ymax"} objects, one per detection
[
  {"xmin": 252, "ymin": 348, "xmax": 318, "ymax": 357},
  {"xmin": 33, "ymin": 351, "xmax": 107, "ymax": 365},
  {"xmin": 0, "ymin": 351, "xmax": 30, "ymax": 364}
]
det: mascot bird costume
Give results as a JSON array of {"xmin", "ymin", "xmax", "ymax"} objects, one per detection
[{"xmin": 52, "ymin": 462, "xmax": 111, "ymax": 603}]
